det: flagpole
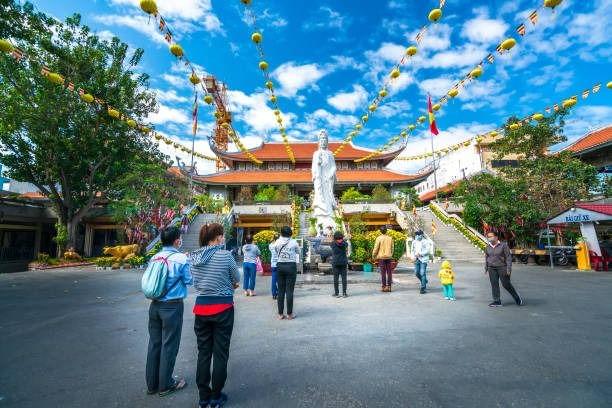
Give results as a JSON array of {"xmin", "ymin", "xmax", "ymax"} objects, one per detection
[
  {"xmin": 189, "ymin": 92, "xmax": 198, "ymax": 198},
  {"xmin": 430, "ymin": 131, "xmax": 438, "ymax": 202}
]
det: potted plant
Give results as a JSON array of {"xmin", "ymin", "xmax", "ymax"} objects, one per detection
[{"xmin": 253, "ymin": 229, "xmax": 276, "ymax": 275}]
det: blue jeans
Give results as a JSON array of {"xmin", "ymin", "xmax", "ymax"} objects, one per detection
[
  {"xmin": 414, "ymin": 259, "xmax": 428, "ymax": 289},
  {"xmin": 271, "ymin": 266, "xmax": 278, "ymax": 297},
  {"xmin": 442, "ymin": 284, "xmax": 455, "ymax": 299},
  {"xmin": 243, "ymin": 262, "xmax": 256, "ymax": 290}
]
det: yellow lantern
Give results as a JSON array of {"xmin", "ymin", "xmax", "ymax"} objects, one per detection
[
  {"xmin": 355, "ymin": 124, "xmax": 362, "ymax": 130},
  {"xmin": 418, "ymin": 115, "xmax": 426, "ymax": 123},
  {"xmin": 126, "ymin": 119, "xmax": 137, "ymax": 128},
  {"xmin": 408, "ymin": 124, "xmax": 416, "ymax": 130},
  {"xmin": 165, "ymin": 139, "xmax": 172, "ymax": 145},
  {"xmin": 222, "ymin": 122, "xmax": 230, "ymax": 129},
  {"xmin": 251, "ymin": 32, "xmax": 262, "ymax": 44},
  {"xmin": 369, "ymin": 104, "xmax": 377, "ymax": 112},
  {"xmin": 432, "ymin": 103, "xmax": 441, "ymax": 112},
  {"xmin": 489, "ymin": 130, "xmax": 498, "ymax": 137},
  {"xmin": 362, "ymin": 115, "xmax": 368, "ymax": 122},
  {"xmin": 562, "ymin": 98, "xmax": 576, "ymax": 109},
  {"xmin": 544, "ymin": 0, "xmax": 563, "ymax": 8},
  {"xmin": 532, "ymin": 113, "xmax": 544, "ymax": 121},
  {"xmin": 173, "ymin": 143, "xmax": 180, "ymax": 148},
  {"xmin": 276, "ymin": 117, "xmax": 282, "ymax": 124},
  {"xmin": 349, "ymin": 131, "xmax": 357, "ymax": 137},
  {"xmin": 448, "ymin": 88, "xmax": 459, "ymax": 98},
  {"xmin": 265, "ymin": 80, "xmax": 273, "ymax": 89},
  {"xmin": 606, "ymin": 81, "xmax": 612, "ymax": 89},
  {"xmin": 379, "ymin": 89, "xmax": 388, "ymax": 98},
  {"xmin": 476, "ymin": 137, "xmax": 484, "ymax": 143},
  {"xmin": 500, "ymin": 38, "xmax": 516, "ymax": 51},
  {"xmin": 470, "ymin": 66, "xmax": 483, "ymax": 79},
  {"xmin": 509, "ymin": 123, "xmax": 519, "ymax": 130},
  {"xmin": 214, "ymin": 111, "xmax": 222, "ymax": 119},
  {"xmin": 400, "ymin": 131, "xmax": 407, "ymax": 137},
  {"xmin": 139, "ymin": 0, "xmax": 158, "ymax": 14},
  {"xmin": 274, "ymin": 109, "xmax": 280, "ymax": 116},
  {"xmin": 170, "ymin": 44, "xmax": 184, "ymax": 57},
  {"xmin": 406, "ymin": 46, "xmax": 417, "ymax": 56},
  {"xmin": 204, "ymin": 95, "xmax": 213, "ymax": 104},
  {"xmin": 259, "ymin": 61, "xmax": 269, "ymax": 70},
  {"xmin": 141, "ymin": 127, "xmax": 151, "ymax": 134},
  {"xmin": 428, "ymin": 8, "xmax": 442, "ymax": 22},
  {"xmin": 46, "ymin": 72, "xmax": 65, "ymax": 85},
  {"xmin": 108, "ymin": 108, "xmax": 120, "ymax": 119},
  {"xmin": 155, "ymin": 134, "xmax": 162, "ymax": 140},
  {"xmin": 189, "ymin": 73, "xmax": 200, "ymax": 85},
  {"xmin": 390, "ymin": 68, "xmax": 400, "ymax": 79},
  {"xmin": 80, "ymin": 93, "xmax": 94, "ymax": 103},
  {"xmin": 240, "ymin": 0, "xmax": 251, "ymax": 4},
  {"xmin": 270, "ymin": 95, "xmax": 277, "ymax": 103},
  {"xmin": 0, "ymin": 39, "xmax": 14, "ymax": 53}
]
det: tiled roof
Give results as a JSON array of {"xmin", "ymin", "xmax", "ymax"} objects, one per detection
[
  {"xmin": 221, "ymin": 142, "xmax": 377, "ymax": 161},
  {"xmin": 195, "ymin": 169, "xmax": 423, "ymax": 185},
  {"xmin": 576, "ymin": 203, "xmax": 612, "ymax": 216},
  {"xmin": 418, "ymin": 181, "xmax": 461, "ymax": 202},
  {"xmin": 566, "ymin": 125, "xmax": 612, "ymax": 154}
]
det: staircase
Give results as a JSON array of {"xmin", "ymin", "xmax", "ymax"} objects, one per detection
[
  {"xmin": 418, "ymin": 208, "xmax": 484, "ymax": 263},
  {"xmin": 182, "ymin": 213, "xmax": 222, "ymax": 253}
]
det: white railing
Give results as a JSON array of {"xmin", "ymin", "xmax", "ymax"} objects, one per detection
[{"xmin": 429, "ymin": 201, "xmax": 488, "ymax": 248}]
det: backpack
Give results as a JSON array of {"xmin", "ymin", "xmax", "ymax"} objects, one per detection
[{"xmin": 141, "ymin": 252, "xmax": 180, "ymax": 300}]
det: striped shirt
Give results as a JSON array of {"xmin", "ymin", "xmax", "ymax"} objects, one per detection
[{"xmin": 189, "ymin": 245, "xmax": 240, "ymax": 301}]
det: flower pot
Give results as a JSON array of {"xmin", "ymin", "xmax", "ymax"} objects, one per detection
[
  {"xmin": 262, "ymin": 263, "xmax": 272, "ymax": 276},
  {"xmin": 363, "ymin": 262, "xmax": 373, "ymax": 273}
]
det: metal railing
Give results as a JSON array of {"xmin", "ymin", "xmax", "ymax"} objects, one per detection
[{"xmin": 145, "ymin": 203, "xmax": 200, "ymax": 253}]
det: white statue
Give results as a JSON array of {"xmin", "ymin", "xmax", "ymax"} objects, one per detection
[{"xmin": 312, "ymin": 130, "xmax": 337, "ymax": 232}]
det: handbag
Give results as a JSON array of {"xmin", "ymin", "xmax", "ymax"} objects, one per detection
[{"xmin": 255, "ymin": 257, "xmax": 264, "ymax": 275}]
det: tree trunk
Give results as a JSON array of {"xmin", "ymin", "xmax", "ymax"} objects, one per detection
[{"xmin": 66, "ymin": 218, "xmax": 79, "ymax": 251}]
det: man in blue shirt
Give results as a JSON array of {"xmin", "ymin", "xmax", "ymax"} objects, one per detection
[{"xmin": 145, "ymin": 226, "xmax": 193, "ymax": 397}]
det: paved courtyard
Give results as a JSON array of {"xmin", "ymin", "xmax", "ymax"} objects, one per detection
[{"xmin": 1, "ymin": 263, "xmax": 611, "ymax": 408}]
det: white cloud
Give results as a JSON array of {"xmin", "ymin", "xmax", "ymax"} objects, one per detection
[
  {"xmin": 226, "ymin": 90, "xmax": 296, "ymax": 135},
  {"xmin": 406, "ymin": 23, "xmax": 452, "ymax": 51},
  {"xmin": 148, "ymin": 103, "xmax": 190, "ymax": 125},
  {"xmin": 418, "ymin": 77, "xmax": 455, "ymax": 97},
  {"xmin": 304, "ymin": 7, "xmax": 348, "ymax": 30},
  {"xmin": 377, "ymin": 101, "xmax": 411, "ymax": 119},
  {"xmin": 154, "ymin": 88, "xmax": 189, "ymax": 104},
  {"xmin": 388, "ymin": 72, "xmax": 414, "ymax": 95},
  {"xmin": 94, "ymin": 14, "xmax": 167, "ymax": 44},
  {"xmin": 461, "ymin": 17, "xmax": 508, "ymax": 44},
  {"xmin": 423, "ymin": 43, "xmax": 487, "ymax": 69},
  {"xmin": 327, "ymin": 85, "xmax": 368, "ymax": 112},
  {"xmin": 162, "ymin": 73, "xmax": 191, "ymax": 89},
  {"xmin": 272, "ymin": 62, "xmax": 330, "ymax": 97}
]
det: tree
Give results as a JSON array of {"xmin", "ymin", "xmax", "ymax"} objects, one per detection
[
  {"xmin": 398, "ymin": 186, "xmax": 421, "ymax": 207},
  {"xmin": 0, "ymin": 3, "xmax": 162, "ymax": 248},
  {"xmin": 371, "ymin": 185, "xmax": 392, "ymax": 201},
  {"xmin": 454, "ymin": 113, "xmax": 599, "ymax": 245}
]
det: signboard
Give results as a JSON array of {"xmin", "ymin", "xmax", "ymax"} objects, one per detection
[{"xmin": 548, "ymin": 208, "xmax": 611, "ymax": 225}]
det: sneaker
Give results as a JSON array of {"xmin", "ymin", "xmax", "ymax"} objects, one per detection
[
  {"xmin": 444, "ymin": 297, "xmax": 449, "ymax": 300},
  {"xmin": 387, "ymin": 286, "xmax": 392, "ymax": 292},
  {"xmin": 515, "ymin": 293, "xmax": 524, "ymax": 306},
  {"xmin": 342, "ymin": 293, "xmax": 348, "ymax": 298},
  {"xmin": 450, "ymin": 297, "xmax": 456, "ymax": 301},
  {"xmin": 488, "ymin": 301, "xmax": 502, "ymax": 307},
  {"xmin": 159, "ymin": 377, "xmax": 187, "ymax": 397},
  {"xmin": 381, "ymin": 286, "xmax": 387, "ymax": 292},
  {"xmin": 419, "ymin": 288, "xmax": 426, "ymax": 294},
  {"xmin": 272, "ymin": 295, "xmax": 277, "ymax": 300},
  {"xmin": 210, "ymin": 392, "xmax": 228, "ymax": 408},
  {"xmin": 199, "ymin": 400, "xmax": 211, "ymax": 408},
  {"xmin": 244, "ymin": 291, "xmax": 249, "ymax": 296},
  {"xmin": 332, "ymin": 293, "xmax": 339, "ymax": 298}
]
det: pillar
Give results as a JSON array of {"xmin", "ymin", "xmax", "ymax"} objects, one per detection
[
  {"xmin": 84, "ymin": 224, "xmax": 93, "ymax": 258},
  {"xmin": 579, "ymin": 222, "xmax": 601, "ymax": 256}
]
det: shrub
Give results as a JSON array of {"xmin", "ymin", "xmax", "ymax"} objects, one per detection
[
  {"xmin": 128, "ymin": 256, "xmax": 145, "ymax": 267},
  {"xmin": 352, "ymin": 247, "xmax": 367, "ymax": 263},
  {"xmin": 348, "ymin": 215, "xmax": 366, "ymax": 235},
  {"xmin": 371, "ymin": 185, "xmax": 392, "ymax": 201},
  {"xmin": 254, "ymin": 185, "xmax": 277, "ymax": 202},
  {"xmin": 195, "ymin": 194, "xmax": 224, "ymax": 213},
  {"xmin": 95, "ymin": 257, "xmax": 114, "ymax": 267},
  {"xmin": 364, "ymin": 229, "xmax": 407, "ymax": 261},
  {"xmin": 275, "ymin": 184, "xmax": 291, "ymax": 201},
  {"xmin": 36, "ymin": 253, "xmax": 51, "ymax": 264},
  {"xmin": 340, "ymin": 187, "xmax": 371, "ymax": 203},
  {"xmin": 253, "ymin": 230, "xmax": 276, "ymax": 244}
]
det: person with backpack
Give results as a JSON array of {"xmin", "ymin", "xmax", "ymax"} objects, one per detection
[
  {"xmin": 144, "ymin": 226, "xmax": 192, "ymax": 397},
  {"xmin": 274, "ymin": 226, "xmax": 301, "ymax": 320},
  {"xmin": 190, "ymin": 223, "xmax": 240, "ymax": 408},
  {"xmin": 241, "ymin": 235, "xmax": 260, "ymax": 297}
]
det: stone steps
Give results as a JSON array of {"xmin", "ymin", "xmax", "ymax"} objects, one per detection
[{"xmin": 182, "ymin": 213, "xmax": 222, "ymax": 253}]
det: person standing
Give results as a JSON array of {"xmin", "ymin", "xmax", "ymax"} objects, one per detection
[
  {"xmin": 190, "ymin": 223, "xmax": 241, "ymax": 408},
  {"xmin": 411, "ymin": 230, "xmax": 433, "ymax": 294},
  {"xmin": 145, "ymin": 226, "xmax": 192, "ymax": 397},
  {"xmin": 438, "ymin": 260, "xmax": 456, "ymax": 301},
  {"xmin": 485, "ymin": 230, "xmax": 523, "ymax": 307},
  {"xmin": 269, "ymin": 232, "xmax": 280, "ymax": 300},
  {"xmin": 241, "ymin": 235, "xmax": 260, "ymax": 297},
  {"xmin": 330, "ymin": 231, "xmax": 349, "ymax": 297},
  {"xmin": 373, "ymin": 225, "xmax": 395, "ymax": 292},
  {"xmin": 274, "ymin": 226, "xmax": 300, "ymax": 320}
]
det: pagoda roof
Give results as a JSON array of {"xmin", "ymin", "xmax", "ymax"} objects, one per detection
[
  {"xmin": 195, "ymin": 168, "xmax": 429, "ymax": 186},
  {"xmin": 565, "ymin": 125, "xmax": 611, "ymax": 155},
  {"xmin": 210, "ymin": 140, "xmax": 405, "ymax": 167}
]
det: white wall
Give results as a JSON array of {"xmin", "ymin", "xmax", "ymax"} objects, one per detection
[
  {"xmin": 414, "ymin": 144, "xmax": 483, "ymax": 197},
  {"xmin": 208, "ymin": 186, "xmax": 228, "ymax": 201}
]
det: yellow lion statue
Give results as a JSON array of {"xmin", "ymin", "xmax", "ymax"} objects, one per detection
[
  {"xmin": 103, "ymin": 244, "xmax": 139, "ymax": 263},
  {"xmin": 63, "ymin": 247, "xmax": 82, "ymax": 261}
]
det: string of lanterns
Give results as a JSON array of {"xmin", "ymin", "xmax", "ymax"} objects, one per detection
[
  {"xmin": 139, "ymin": 0, "xmax": 262, "ymax": 165},
  {"xmin": 394, "ymin": 79, "xmax": 610, "ymax": 161},
  {"xmin": 239, "ymin": 0, "xmax": 296, "ymax": 164},
  {"xmin": 355, "ymin": 0, "xmax": 567, "ymax": 163},
  {"xmin": 334, "ymin": 0, "xmax": 448, "ymax": 156},
  {"xmin": 0, "ymin": 37, "xmax": 218, "ymax": 163}
]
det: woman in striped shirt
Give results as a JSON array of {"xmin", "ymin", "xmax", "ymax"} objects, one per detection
[{"xmin": 189, "ymin": 223, "xmax": 240, "ymax": 408}]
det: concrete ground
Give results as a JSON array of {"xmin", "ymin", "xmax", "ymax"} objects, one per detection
[{"xmin": 1, "ymin": 263, "xmax": 611, "ymax": 408}]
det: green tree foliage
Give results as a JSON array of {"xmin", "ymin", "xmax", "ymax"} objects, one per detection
[
  {"xmin": 194, "ymin": 193, "xmax": 224, "ymax": 214},
  {"xmin": 254, "ymin": 185, "xmax": 277, "ymax": 202},
  {"xmin": 0, "ymin": 3, "xmax": 162, "ymax": 248},
  {"xmin": 398, "ymin": 186, "xmax": 422, "ymax": 207},
  {"xmin": 340, "ymin": 187, "xmax": 371, "ymax": 203},
  {"xmin": 454, "ymin": 113, "xmax": 599, "ymax": 245},
  {"xmin": 371, "ymin": 185, "xmax": 392, "ymax": 201}
]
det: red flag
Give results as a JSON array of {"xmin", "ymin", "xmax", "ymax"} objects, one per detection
[{"xmin": 428, "ymin": 95, "xmax": 439, "ymax": 135}]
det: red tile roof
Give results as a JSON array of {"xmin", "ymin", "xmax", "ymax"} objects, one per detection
[
  {"xmin": 576, "ymin": 203, "xmax": 612, "ymax": 216},
  {"xmin": 195, "ymin": 169, "xmax": 423, "ymax": 185},
  {"xmin": 566, "ymin": 125, "xmax": 612, "ymax": 154},
  {"xmin": 221, "ymin": 142, "xmax": 376, "ymax": 161},
  {"xmin": 418, "ymin": 181, "xmax": 461, "ymax": 203}
]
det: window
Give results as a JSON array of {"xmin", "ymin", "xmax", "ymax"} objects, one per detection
[{"xmin": 491, "ymin": 160, "xmax": 519, "ymax": 168}]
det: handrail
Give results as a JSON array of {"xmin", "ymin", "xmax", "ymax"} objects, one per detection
[
  {"xmin": 145, "ymin": 203, "xmax": 200, "ymax": 253},
  {"xmin": 429, "ymin": 201, "xmax": 487, "ymax": 250}
]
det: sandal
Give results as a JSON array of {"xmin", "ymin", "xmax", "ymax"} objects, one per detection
[
  {"xmin": 287, "ymin": 314, "xmax": 295, "ymax": 320},
  {"xmin": 278, "ymin": 314, "xmax": 286, "ymax": 320},
  {"xmin": 159, "ymin": 377, "xmax": 187, "ymax": 397}
]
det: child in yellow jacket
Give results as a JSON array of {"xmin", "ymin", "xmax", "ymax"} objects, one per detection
[{"xmin": 438, "ymin": 260, "xmax": 456, "ymax": 301}]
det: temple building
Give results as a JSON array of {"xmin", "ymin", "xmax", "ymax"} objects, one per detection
[{"xmin": 195, "ymin": 141, "xmax": 430, "ymax": 201}]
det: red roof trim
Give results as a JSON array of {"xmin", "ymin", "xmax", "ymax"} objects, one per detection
[{"xmin": 566, "ymin": 125, "xmax": 612, "ymax": 154}]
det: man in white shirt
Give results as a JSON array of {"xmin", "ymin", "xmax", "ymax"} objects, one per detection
[{"xmin": 410, "ymin": 230, "xmax": 433, "ymax": 294}]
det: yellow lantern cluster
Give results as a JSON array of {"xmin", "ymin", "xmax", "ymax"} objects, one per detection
[
  {"xmin": 189, "ymin": 73, "xmax": 201, "ymax": 85},
  {"xmin": 544, "ymin": 0, "xmax": 563, "ymax": 8},
  {"xmin": 139, "ymin": 0, "xmax": 158, "ymax": 14},
  {"xmin": 470, "ymin": 66, "xmax": 483, "ymax": 79},
  {"xmin": 108, "ymin": 108, "xmax": 121, "ymax": 119},
  {"xmin": 509, "ymin": 123, "xmax": 520, "ymax": 130},
  {"xmin": 562, "ymin": 98, "xmax": 577, "ymax": 109},
  {"xmin": 80, "ymin": 93, "xmax": 94, "ymax": 103},
  {"xmin": 170, "ymin": 43, "xmax": 183, "ymax": 58},
  {"xmin": 532, "ymin": 113, "xmax": 544, "ymax": 121},
  {"xmin": 46, "ymin": 72, "xmax": 65, "ymax": 85},
  {"xmin": 0, "ymin": 39, "xmax": 14, "ymax": 53},
  {"xmin": 500, "ymin": 38, "xmax": 517, "ymax": 51},
  {"xmin": 448, "ymin": 88, "xmax": 459, "ymax": 98},
  {"xmin": 428, "ymin": 8, "xmax": 442, "ymax": 22},
  {"xmin": 607, "ymin": 81, "xmax": 612, "ymax": 89}
]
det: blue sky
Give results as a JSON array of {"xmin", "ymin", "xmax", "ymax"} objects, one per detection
[{"xmin": 31, "ymin": 0, "xmax": 611, "ymax": 173}]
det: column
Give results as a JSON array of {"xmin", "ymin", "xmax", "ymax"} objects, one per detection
[{"xmin": 579, "ymin": 222, "xmax": 601, "ymax": 256}]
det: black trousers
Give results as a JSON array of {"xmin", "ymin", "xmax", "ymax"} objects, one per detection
[
  {"xmin": 488, "ymin": 265, "xmax": 520, "ymax": 303},
  {"xmin": 145, "ymin": 300, "xmax": 184, "ymax": 392},
  {"xmin": 277, "ymin": 262, "xmax": 297, "ymax": 315},
  {"xmin": 332, "ymin": 264, "xmax": 347, "ymax": 294},
  {"xmin": 194, "ymin": 308, "xmax": 235, "ymax": 402}
]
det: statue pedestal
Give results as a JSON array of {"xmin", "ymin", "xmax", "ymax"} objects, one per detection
[{"xmin": 305, "ymin": 236, "xmax": 334, "ymax": 273}]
